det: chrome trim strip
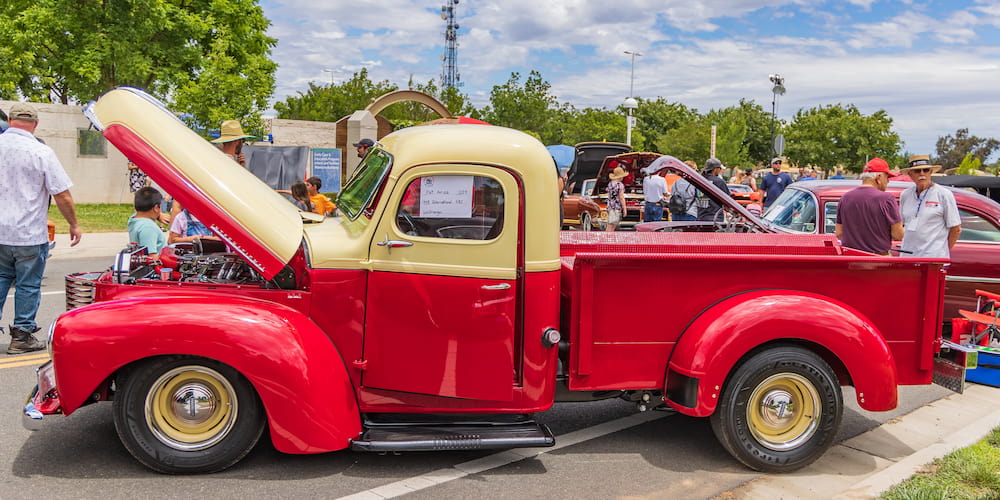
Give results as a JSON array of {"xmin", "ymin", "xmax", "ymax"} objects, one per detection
[{"xmin": 946, "ymin": 276, "xmax": 1000, "ymax": 284}]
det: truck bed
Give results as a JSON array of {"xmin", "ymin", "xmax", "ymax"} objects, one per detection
[{"xmin": 558, "ymin": 231, "xmax": 945, "ymax": 392}]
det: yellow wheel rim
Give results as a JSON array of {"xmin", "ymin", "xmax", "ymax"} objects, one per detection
[
  {"xmin": 746, "ymin": 373, "xmax": 821, "ymax": 451},
  {"xmin": 144, "ymin": 365, "xmax": 238, "ymax": 451}
]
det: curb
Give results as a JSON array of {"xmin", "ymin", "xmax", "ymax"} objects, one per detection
[{"xmin": 835, "ymin": 393, "xmax": 1000, "ymax": 499}]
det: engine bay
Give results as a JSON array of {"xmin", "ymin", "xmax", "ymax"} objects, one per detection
[{"xmin": 112, "ymin": 241, "xmax": 265, "ymax": 286}]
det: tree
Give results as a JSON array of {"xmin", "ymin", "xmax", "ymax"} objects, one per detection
[
  {"xmin": 479, "ymin": 71, "xmax": 559, "ymax": 141},
  {"xmin": 0, "ymin": 0, "xmax": 276, "ymax": 135},
  {"xmin": 633, "ymin": 98, "xmax": 698, "ymax": 152},
  {"xmin": 783, "ymin": 104, "xmax": 901, "ymax": 173},
  {"xmin": 558, "ymin": 106, "xmax": 627, "ymax": 145},
  {"xmin": 935, "ymin": 128, "xmax": 1000, "ymax": 172},
  {"xmin": 274, "ymin": 68, "xmax": 398, "ymax": 122},
  {"xmin": 955, "ymin": 153, "xmax": 984, "ymax": 175}
]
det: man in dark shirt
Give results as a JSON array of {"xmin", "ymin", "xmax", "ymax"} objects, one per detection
[
  {"xmin": 696, "ymin": 158, "xmax": 730, "ymax": 222},
  {"xmin": 835, "ymin": 158, "xmax": 902, "ymax": 255},
  {"xmin": 758, "ymin": 157, "xmax": 793, "ymax": 208}
]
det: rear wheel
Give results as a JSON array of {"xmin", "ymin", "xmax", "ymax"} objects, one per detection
[
  {"xmin": 581, "ymin": 212, "xmax": 593, "ymax": 231},
  {"xmin": 113, "ymin": 356, "xmax": 266, "ymax": 474},
  {"xmin": 710, "ymin": 346, "xmax": 842, "ymax": 473}
]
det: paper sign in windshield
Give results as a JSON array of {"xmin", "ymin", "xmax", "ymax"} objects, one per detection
[{"xmin": 420, "ymin": 175, "xmax": 473, "ymax": 218}]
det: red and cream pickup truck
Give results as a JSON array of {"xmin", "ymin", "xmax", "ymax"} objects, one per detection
[{"xmin": 23, "ymin": 88, "xmax": 967, "ymax": 475}]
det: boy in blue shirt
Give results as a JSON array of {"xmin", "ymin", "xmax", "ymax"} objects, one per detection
[{"xmin": 127, "ymin": 186, "xmax": 167, "ymax": 258}]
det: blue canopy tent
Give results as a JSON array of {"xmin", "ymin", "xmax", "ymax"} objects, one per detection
[{"xmin": 547, "ymin": 145, "xmax": 575, "ymax": 168}]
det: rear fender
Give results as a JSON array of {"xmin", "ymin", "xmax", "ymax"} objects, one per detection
[
  {"xmin": 664, "ymin": 290, "xmax": 897, "ymax": 416},
  {"xmin": 53, "ymin": 295, "xmax": 361, "ymax": 454}
]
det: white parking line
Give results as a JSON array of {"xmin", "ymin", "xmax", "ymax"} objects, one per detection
[
  {"xmin": 337, "ymin": 410, "xmax": 668, "ymax": 500},
  {"xmin": 5, "ymin": 290, "xmax": 65, "ymax": 299}
]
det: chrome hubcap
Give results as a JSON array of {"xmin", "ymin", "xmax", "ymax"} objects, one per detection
[{"xmin": 144, "ymin": 365, "xmax": 238, "ymax": 451}]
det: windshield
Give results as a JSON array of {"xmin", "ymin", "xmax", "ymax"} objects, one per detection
[
  {"xmin": 337, "ymin": 149, "xmax": 393, "ymax": 220},
  {"xmin": 762, "ymin": 188, "xmax": 818, "ymax": 233}
]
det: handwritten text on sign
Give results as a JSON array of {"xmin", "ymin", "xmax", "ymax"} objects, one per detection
[{"xmin": 420, "ymin": 175, "xmax": 473, "ymax": 218}]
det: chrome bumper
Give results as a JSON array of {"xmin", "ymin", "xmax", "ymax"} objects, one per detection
[
  {"xmin": 22, "ymin": 360, "xmax": 60, "ymax": 431},
  {"xmin": 22, "ymin": 385, "xmax": 45, "ymax": 431}
]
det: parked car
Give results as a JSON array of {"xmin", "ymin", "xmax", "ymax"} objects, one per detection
[
  {"xmin": 761, "ymin": 180, "xmax": 1000, "ymax": 321},
  {"xmin": 564, "ymin": 141, "xmax": 631, "ymax": 195},
  {"xmin": 561, "ymin": 178, "xmax": 601, "ymax": 230},
  {"xmin": 24, "ymin": 88, "xmax": 961, "ymax": 476},
  {"xmin": 727, "ymin": 183, "xmax": 763, "ymax": 206}
]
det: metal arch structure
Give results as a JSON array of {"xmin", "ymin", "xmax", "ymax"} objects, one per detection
[
  {"xmin": 440, "ymin": 0, "xmax": 461, "ymax": 89},
  {"xmin": 363, "ymin": 90, "xmax": 453, "ymax": 119}
]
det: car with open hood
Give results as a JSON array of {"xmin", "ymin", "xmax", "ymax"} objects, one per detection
[{"xmin": 23, "ymin": 88, "xmax": 962, "ymax": 477}]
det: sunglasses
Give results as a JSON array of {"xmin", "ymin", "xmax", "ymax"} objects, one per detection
[{"xmin": 910, "ymin": 168, "xmax": 932, "ymax": 174}]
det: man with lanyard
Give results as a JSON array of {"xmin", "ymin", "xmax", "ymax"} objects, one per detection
[
  {"xmin": 835, "ymin": 158, "xmax": 902, "ymax": 255},
  {"xmin": 900, "ymin": 154, "xmax": 961, "ymax": 258},
  {"xmin": 758, "ymin": 157, "xmax": 793, "ymax": 209},
  {"xmin": 642, "ymin": 163, "xmax": 669, "ymax": 222}
]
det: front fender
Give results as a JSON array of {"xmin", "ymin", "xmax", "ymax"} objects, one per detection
[
  {"xmin": 53, "ymin": 295, "xmax": 361, "ymax": 454},
  {"xmin": 665, "ymin": 290, "xmax": 897, "ymax": 417}
]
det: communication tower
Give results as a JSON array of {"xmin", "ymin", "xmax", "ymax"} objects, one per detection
[{"xmin": 440, "ymin": 0, "xmax": 461, "ymax": 89}]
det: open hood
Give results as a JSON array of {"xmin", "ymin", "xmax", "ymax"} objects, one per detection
[
  {"xmin": 565, "ymin": 141, "xmax": 632, "ymax": 194},
  {"xmin": 592, "ymin": 152, "xmax": 663, "ymax": 194},
  {"xmin": 84, "ymin": 88, "xmax": 302, "ymax": 279}
]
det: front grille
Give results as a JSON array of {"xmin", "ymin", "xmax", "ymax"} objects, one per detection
[{"xmin": 65, "ymin": 272, "xmax": 104, "ymax": 310}]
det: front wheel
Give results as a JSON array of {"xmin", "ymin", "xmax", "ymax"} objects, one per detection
[
  {"xmin": 710, "ymin": 346, "xmax": 842, "ymax": 473},
  {"xmin": 113, "ymin": 356, "xmax": 266, "ymax": 474},
  {"xmin": 581, "ymin": 212, "xmax": 593, "ymax": 231}
]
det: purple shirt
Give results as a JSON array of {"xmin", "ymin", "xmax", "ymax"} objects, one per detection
[{"xmin": 836, "ymin": 186, "xmax": 901, "ymax": 254}]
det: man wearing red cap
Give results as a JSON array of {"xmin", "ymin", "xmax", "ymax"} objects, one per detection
[{"xmin": 834, "ymin": 158, "xmax": 902, "ymax": 255}]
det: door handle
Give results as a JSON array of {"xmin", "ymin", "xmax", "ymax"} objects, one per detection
[
  {"xmin": 481, "ymin": 283, "xmax": 511, "ymax": 290},
  {"xmin": 377, "ymin": 234, "xmax": 413, "ymax": 254}
]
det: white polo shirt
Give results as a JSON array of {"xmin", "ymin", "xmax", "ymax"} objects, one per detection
[
  {"xmin": 899, "ymin": 183, "xmax": 961, "ymax": 258},
  {"xmin": 0, "ymin": 128, "xmax": 74, "ymax": 246},
  {"xmin": 643, "ymin": 174, "xmax": 668, "ymax": 203}
]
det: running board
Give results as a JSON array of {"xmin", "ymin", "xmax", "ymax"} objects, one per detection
[{"xmin": 351, "ymin": 420, "xmax": 555, "ymax": 452}]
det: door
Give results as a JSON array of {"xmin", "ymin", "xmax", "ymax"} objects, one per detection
[
  {"xmin": 362, "ymin": 165, "xmax": 521, "ymax": 401},
  {"xmin": 945, "ymin": 208, "xmax": 1000, "ymax": 319}
]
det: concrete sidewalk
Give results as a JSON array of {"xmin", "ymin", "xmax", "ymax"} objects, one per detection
[
  {"xmin": 48, "ymin": 231, "xmax": 130, "ymax": 261},
  {"xmin": 721, "ymin": 383, "xmax": 1000, "ymax": 499}
]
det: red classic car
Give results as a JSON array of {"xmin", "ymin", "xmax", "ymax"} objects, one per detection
[
  {"xmin": 589, "ymin": 152, "xmax": 670, "ymax": 226},
  {"xmin": 727, "ymin": 183, "xmax": 763, "ymax": 206},
  {"xmin": 761, "ymin": 180, "xmax": 1000, "ymax": 321}
]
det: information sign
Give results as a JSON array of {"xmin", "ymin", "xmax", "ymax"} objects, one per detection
[
  {"xmin": 311, "ymin": 148, "xmax": 342, "ymax": 193},
  {"xmin": 420, "ymin": 175, "xmax": 474, "ymax": 218}
]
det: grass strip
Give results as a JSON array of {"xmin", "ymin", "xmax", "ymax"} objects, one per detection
[
  {"xmin": 48, "ymin": 204, "xmax": 135, "ymax": 233},
  {"xmin": 881, "ymin": 426, "xmax": 1000, "ymax": 500}
]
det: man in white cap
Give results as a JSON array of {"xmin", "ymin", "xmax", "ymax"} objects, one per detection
[
  {"xmin": 899, "ymin": 154, "xmax": 961, "ymax": 258},
  {"xmin": 0, "ymin": 103, "xmax": 82, "ymax": 354},
  {"xmin": 211, "ymin": 119, "xmax": 254, "ymax": 167}
]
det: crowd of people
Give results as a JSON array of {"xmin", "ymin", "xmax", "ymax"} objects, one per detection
[{"xmin": 592, "ymin": 152, "xmax": 961, "ymax": 260}]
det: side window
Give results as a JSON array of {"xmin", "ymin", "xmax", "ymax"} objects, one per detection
[
  {"xmin": 396, "ymin": 175, "xmax": 505, "ymax": 240},
  {"xmin": 958, "ymin": 209, "xmax": 1000, "ymax": 242},
  {"xmin": 824, "ymin": 201, "xmax": 838, "ymax": 235}
]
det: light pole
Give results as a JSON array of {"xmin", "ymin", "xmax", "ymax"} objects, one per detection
[
  {"xmin": 624, "ymin": 50, "xmax": 642, "ymax": 146},
  {"xmin": 769, "ymin": 73, "xmax": 786, "ymax": 157}
]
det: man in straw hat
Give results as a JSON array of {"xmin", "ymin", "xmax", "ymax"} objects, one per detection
[
  {"xmin": 211, "ymin": 119, "xmax": 254, "ymax": 167},
  {"xmin": 899, "ymin": 154, "xmax": 961, "ymax": 258},
  {"xmin": 0, "ymin": 103, "xmax": 82, "ymax": 354},
  {"xmin": 605, "ymin": 166, "xmax": 628, "ymax": 232},
  {"xmin": 835, "ymin": 158, "xmax": 902, "ymax": 255}
]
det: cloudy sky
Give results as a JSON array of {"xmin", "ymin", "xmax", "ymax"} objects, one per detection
[{"xmin": 259, "ymin": 0, "xmax": 1000, "ymax": 156}]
